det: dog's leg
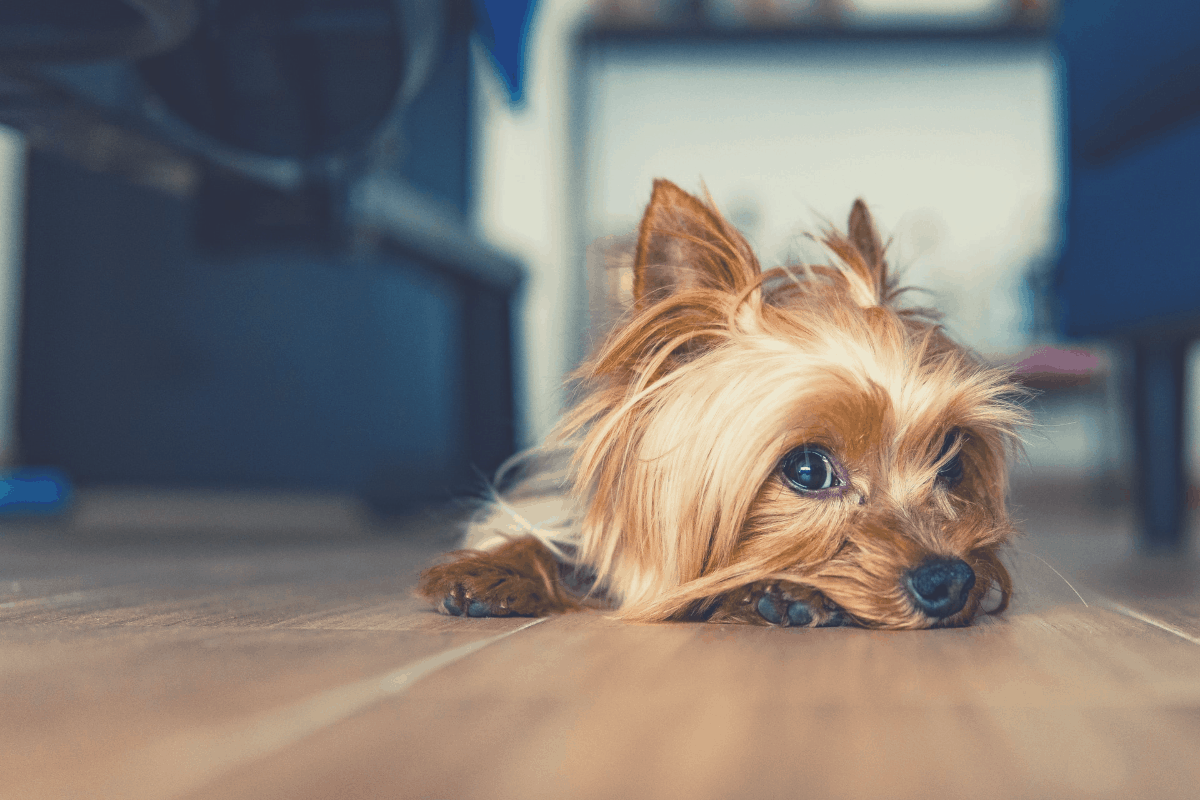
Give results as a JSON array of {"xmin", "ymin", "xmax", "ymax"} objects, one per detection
[
  {"xmin": 709, "ymin": 581, "xmax": 848, "ymax": 627},
  {"xmin": 416, "ymin": 536, "xmax": 584, "ymax": 617}
]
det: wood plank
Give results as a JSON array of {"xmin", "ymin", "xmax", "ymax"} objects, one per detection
[
  {"xmin": 0, "ymin": 492, "xmax": 1197, "ymax": 800},
  {"xmin": 183, "ymin": 601, "xmax": 1200, "ymax": 800},
  {"xmin": 1008, "ymin": 497, "xmax": 1200, "ymax": 641},
  {"xmin": 0, "ymin": 527, "xmax": 454, "ymax": 629},
  {"xmin": 0, "ymin": 505, "xmax": 536, "ymax": 800},
  {"xmin": 0, "ymin": 623, "xmax": 535, "ymax": 800}
]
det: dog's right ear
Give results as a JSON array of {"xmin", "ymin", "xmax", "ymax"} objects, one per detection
[{"xmin": 633, "ymin": 180, "xmax": 760, "ymax": 309}]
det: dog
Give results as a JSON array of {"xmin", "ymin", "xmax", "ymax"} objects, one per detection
[{"xmin": 418, "ymin": 179, "xmax": 1027, "ymax": 629}]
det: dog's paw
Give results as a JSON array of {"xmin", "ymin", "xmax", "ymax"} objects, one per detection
[
  {"xmin": 437, "ymin": 580, "xmax": 516, "ymax": 618},
  {"xmin": 713, "ymin": 581, "xmax": 848, "ymax": 628},
  {"xmin": 416, "ymin": 539, "xmax": 578, "ymax": 618},
  {"xmin": 420, "ymin": 564, "xmax": 547, "ymax": 618}
]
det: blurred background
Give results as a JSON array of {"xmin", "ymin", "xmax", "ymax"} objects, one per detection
[{"xmin": 0, "ymin": 0, "xmax": 1196, "ymax": 551}]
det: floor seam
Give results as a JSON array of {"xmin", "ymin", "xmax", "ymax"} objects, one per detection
[
  {"xmin": 1101, "ymin": 599, "xmax": 1200, "ymax": 646},
  {"xmin": 105, "ymin": 617, "xmax": 547, "ymax": 800}
]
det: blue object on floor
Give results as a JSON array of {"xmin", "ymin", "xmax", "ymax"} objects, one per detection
[{"xmin": 0, "ymin": 469, "xmax": 72, "ymax": 516}]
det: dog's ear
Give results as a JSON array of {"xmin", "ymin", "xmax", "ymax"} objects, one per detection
[
  {"xmin": 848, "ymin": 199, "xmax": 884, "ymax": 274},
  {"xmin": 846, "ymin": 198, "xmax": 892, "ymax": 303},
  {"xmin": 634, "ymin": 179, "xmax": 760, "ymax": 308}
]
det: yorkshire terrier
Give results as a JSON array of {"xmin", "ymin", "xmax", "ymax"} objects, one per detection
[{"xmin": 418, "ymin": 179, "xmax": 1027, "ymax": 629}]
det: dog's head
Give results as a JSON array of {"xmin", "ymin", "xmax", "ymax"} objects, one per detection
[{"xmin": 560, "ymin": 180, "xmax": 1027, "ymax": 629}]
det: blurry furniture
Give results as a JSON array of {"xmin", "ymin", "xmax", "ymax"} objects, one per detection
[
  {"xmin": 0, "ymin": 0, "xmax": 196, "ymax": 61},
  {"xmin": 0, "ymin": 0, "xmax": 523, "ymax": 513},
  {"xmin": 1055, "ymin": 0, "xmax": 1200, "ymax": 552}
]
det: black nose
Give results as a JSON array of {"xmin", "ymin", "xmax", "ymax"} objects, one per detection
[{"xmin": 906, "ymin": 558, "xmax": 975, "ymax": 618}]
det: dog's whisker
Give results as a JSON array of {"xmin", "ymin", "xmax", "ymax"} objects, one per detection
[{"xmin": 1009, "ymin": 545, "xmax": 1090, "ymax": 607}]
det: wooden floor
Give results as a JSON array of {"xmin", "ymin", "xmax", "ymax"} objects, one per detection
[{"xmin": 2, "ymin": 487, "xmax": 1198, "ymax": 800}]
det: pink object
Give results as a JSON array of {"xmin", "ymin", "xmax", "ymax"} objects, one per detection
[{"xmin": 1013, "ymin": 346, "xmax": 1101, "ymax": 376}]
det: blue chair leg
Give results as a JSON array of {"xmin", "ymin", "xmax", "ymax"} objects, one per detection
[{"xmin": 1131, "ymin": 339, "xmax": 1189, "ymax": 553}]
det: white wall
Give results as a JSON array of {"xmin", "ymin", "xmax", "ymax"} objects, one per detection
[
  {"xmin": 584, "ymin": 44, "xmax": 1063, "ymax": 356},
  {"xmin": 472, "ymin": 0, "xmax": 592, "ymax": 448},
  {"xmin": 471, "ymin": 2, "xmax": 1199, "ymax": 488},
  {"xmin": 474, "ymin": 3, "xmax": 1061, "ymax": 448}
]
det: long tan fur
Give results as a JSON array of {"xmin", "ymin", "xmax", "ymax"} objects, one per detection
[{"xmin": 428, "ymin": 179, "xmax": 1028, "ymax": 630}]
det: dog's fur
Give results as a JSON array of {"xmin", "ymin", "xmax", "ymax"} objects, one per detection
[{"xmin": 419, "ymin": 179, "xmax": 1028, "ymax": 629}]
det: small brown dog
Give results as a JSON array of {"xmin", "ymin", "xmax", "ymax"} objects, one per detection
[{"xmin": 419, "ymin": 179, "xmax": 1027, "ymax": 629}]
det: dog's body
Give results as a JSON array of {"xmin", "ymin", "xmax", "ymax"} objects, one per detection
[{"xmin": 419, "ymin": 180, "xmax": 1027, "ymax": 629}]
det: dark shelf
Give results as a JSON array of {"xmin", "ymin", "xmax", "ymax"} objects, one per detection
[{"xmin": 579, "ymin": 20, "xmax": 1055, "ymax": 48}]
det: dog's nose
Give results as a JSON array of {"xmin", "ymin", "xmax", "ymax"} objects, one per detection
[{"xmin": 906, "ymin": 558, "xmax": 975, "ymax": 618}]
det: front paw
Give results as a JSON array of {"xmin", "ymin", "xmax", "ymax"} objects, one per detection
[
  {"xmin": 416, "ymin": 538, "xmax": 578, "ymax": 618},
  {"xmin": 420, "ymin": 564, "xmax": 540, "ymax": 618},
  {"xmin": 438, "ymin": 581, "xmax": 514, "ymax": 618},
  {"xmin": 713, "ymin": 581, "xmax": 847, "ymax": 628}
]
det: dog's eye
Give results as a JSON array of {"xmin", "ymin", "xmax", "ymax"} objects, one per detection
[
  {"xmin": 781, "ymin": 446, "xmax": 841, "ymax": 493},
  {"xmin": 936, "ymin": 430, "xmax": 965, "ymax": 487}
]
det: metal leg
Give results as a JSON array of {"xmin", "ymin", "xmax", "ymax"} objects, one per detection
[{"xmin": 1131, "ymin": 339, "xmax": 1189, "ymax": 553}]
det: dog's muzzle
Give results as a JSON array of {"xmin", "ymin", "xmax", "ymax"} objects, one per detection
[{"xmin": 905, "ymin": 558, "xmax": 975, "ymax": 619}]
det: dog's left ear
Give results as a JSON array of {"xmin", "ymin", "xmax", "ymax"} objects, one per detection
[
  {"xmin": 848, "ymin": 199, "xmax": 884, "ymax": 275},
  {"xmin": 843, "ymin": 198, "xmax": 893, "ymax": 305}
]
